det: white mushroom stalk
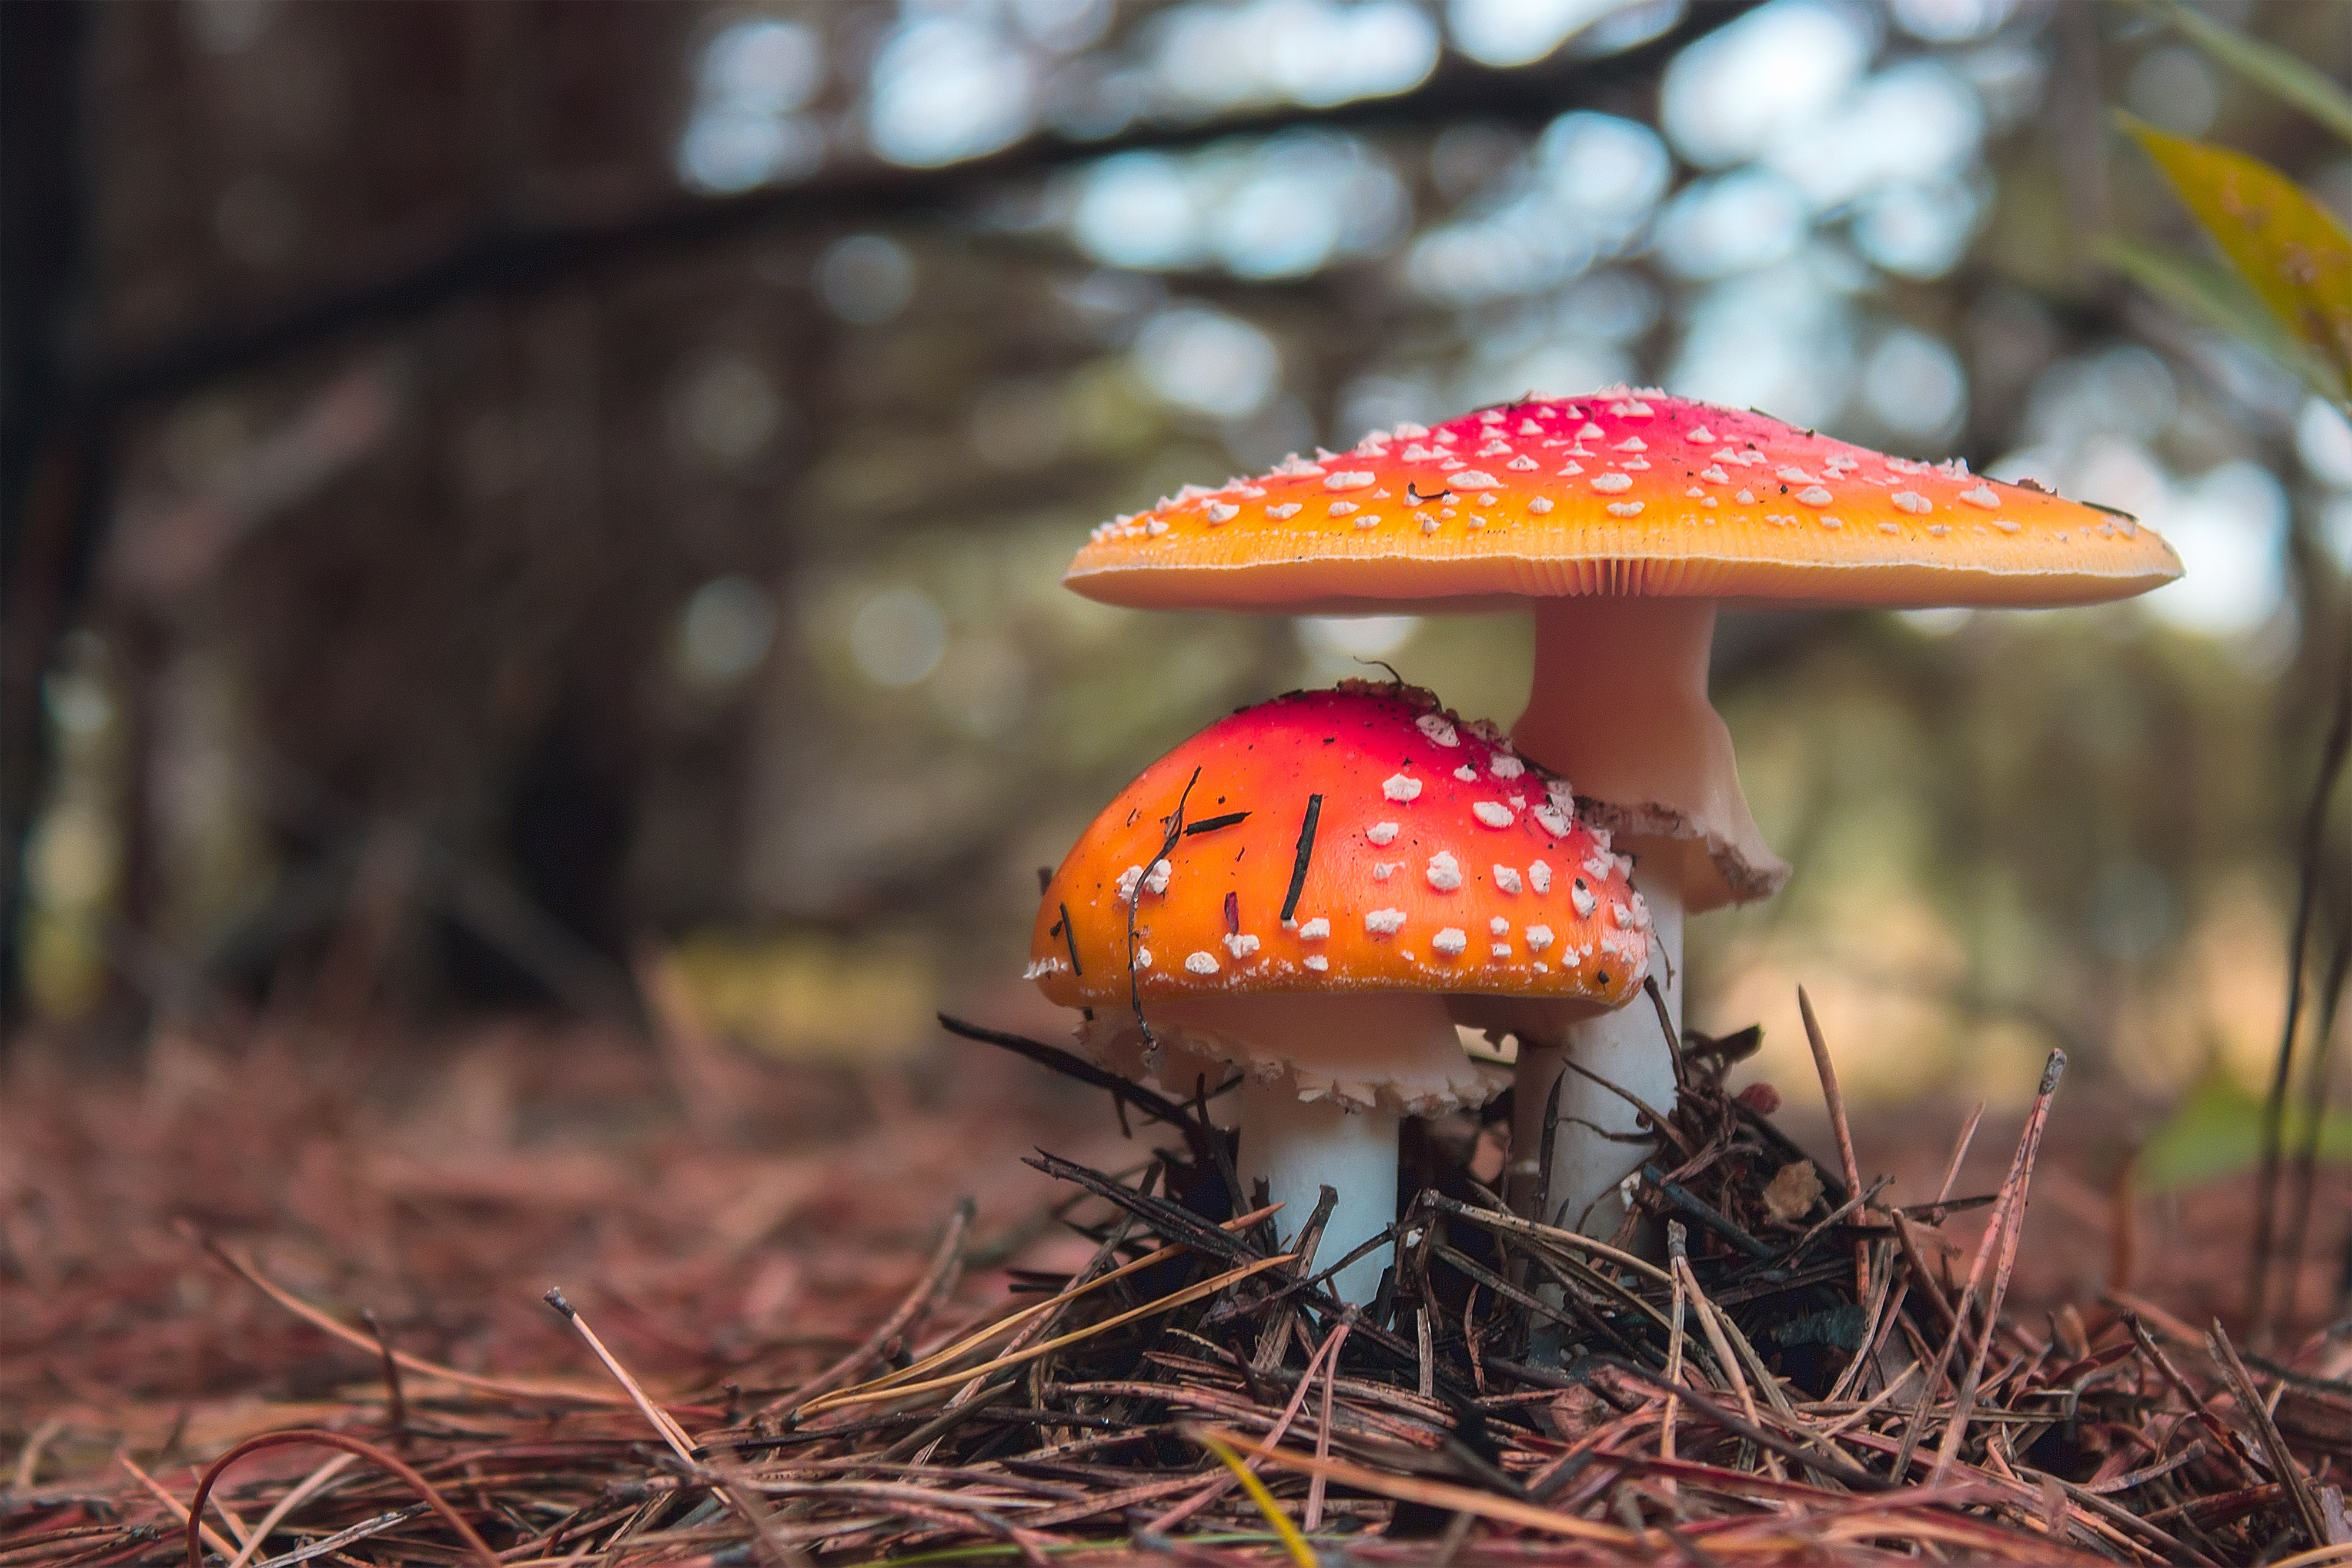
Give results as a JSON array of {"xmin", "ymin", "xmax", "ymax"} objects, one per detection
[
  {"xmin": 1089, "ymin": 991, "xmax": 1486, "ymax": 1303},
  {"xmin": 1494, "ymin": 597, "xmax": 1778, "ymax": 1239}
]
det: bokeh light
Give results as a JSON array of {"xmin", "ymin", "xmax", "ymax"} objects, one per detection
[{"xmin": 1131, "ymin": 305, "xmax": 1281, "ymax": 419}]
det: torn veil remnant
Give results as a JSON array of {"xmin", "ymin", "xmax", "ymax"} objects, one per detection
[
  {"xmin": 1028, "ymin": 682, "xmax": 1649, "ymax": 1302},
  {"xmin": 1061, "ymin": 389, "xmax": 2181, "ymax": 1249}
]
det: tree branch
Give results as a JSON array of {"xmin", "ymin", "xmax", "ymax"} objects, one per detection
[{"xmin": 79, "ymin": 6, "xmax": 1748, "ymax": 412}]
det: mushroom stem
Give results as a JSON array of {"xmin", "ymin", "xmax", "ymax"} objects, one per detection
[
  {"xmin": 1238, "ymin": 1083, "xmax": 1399, "ymax": 1305},
  {"xmin": 1504, "ymin": 598, "xmax": 1772, "ymax": 1243},
  {"xmin": 1512, "ymin": 598, "xmax": 1773, "ymax": 910},
  {"xmin": 1131, "ymin": 991, "xmax": 1479, "ymax": 1305},
  {"xmin": 1506, "ymin": 850, "xmax": 1684, "ymax": 1236}
]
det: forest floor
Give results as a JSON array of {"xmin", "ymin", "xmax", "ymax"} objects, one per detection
[{"xmin": 5, "ymin": 991, "xmax": 2349, "ymax": 1566}]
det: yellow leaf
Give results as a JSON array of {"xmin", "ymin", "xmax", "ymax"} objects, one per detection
[{"xmin": 2127, "ymin": 117, "xmax": 2352, "ymax": 386}]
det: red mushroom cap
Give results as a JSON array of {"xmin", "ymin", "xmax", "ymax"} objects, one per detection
[
  {"xmin": 1030, "ymin": 682, "xmax": 1652, "ymax": 1009},
  {"xmin": 1065, "ymin": 389, "xmax": 2181, "ymax": 612}
]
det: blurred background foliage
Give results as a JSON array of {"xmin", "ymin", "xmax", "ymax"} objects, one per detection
[{"xmin": 7, "ymin": 0, "xmax": 2352, "ymax": 1160}]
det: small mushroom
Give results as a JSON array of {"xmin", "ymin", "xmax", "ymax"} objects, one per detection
[
  {"xmin": 1029, "ymin": 681, "xmax": 1649, "ymax": 1302},
  {"xmin": 1059, "ymin": 390, "xmax": 2181, "ymax": 1240}
]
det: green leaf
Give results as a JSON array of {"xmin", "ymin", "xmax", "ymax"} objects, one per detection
[
  {"xmin": 2124, "ymin": 116, "xmax": 2352, "ymax": 390},
  {"xmin": 2096, "ymin": 233, "xmax": 2348, "ymax": 403},
  {"xmin": 2139, "ymin": 1071, "xmax": 2352, "ymax": 1192},
  {"xmin": 2135, "ymin": 0, "xmax": 2352, "ymax": 147}
]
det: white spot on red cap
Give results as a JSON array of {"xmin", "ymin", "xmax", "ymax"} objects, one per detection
[
  {"xmin": 1490, "ymin": 916, "xmax": 1509, "ymax": 936},
  {"xmin": 1686, "ymin": 425, "xmax": 1715, "ymax": 442},
  {"xmin": 1268, "ymin": 502, "xmax": 1301, "ymax": 519},
  {"xmin": 1960, "ymin": 485, "xmax": 1999, "ymax": 509},
  {"xmin": 1426, "ymin": 851, "xmax": 1462, "ymax": 891},
  {"xmin": 1472, "ymin": 801, "xmax": 1514, "ymax": 828},
  {"xmin": 1494, "ymin": 865, "xmax": 1522, "ymax": 894},
  {"xmin": 1892, "ymin": 491, "xmax": 1930, "ymax": 514},
  {"xmin": 1506, "ymin": 456, "xmax": 1539, "ymax": 472},
  {"xmin": 1416, "ymin": 713, "xmax": 1459, "ymax": 747},
  {"xmin": 1797, "ymin": 486, "xmax": 1833, "ymax": 507},
  {"xmin": 1607, "ymin": 501, "xmax": 1644, "ymax": 517},
  {"xmin": 1365, "ymin": 908, "xmax": 1406, "ymax": 935},
  {"xmin": 1304, "ymin": 954, "xmax": 1328, "ymax": 971},
  {"xmin": 1145, "ymin": 860, "xmax": 1171, "ymax": 895},
  {"xmin": 1529, "ymin": 496, "xmax": 1554, "ymax": 513},
  {"xmin": 1298, "ymin": 917, "xmax": 1330, "ymax": 940},
  {"xmin": 1700, "ymin": 465, "xmax": 1729, "ymax": 484},
  {"xmin": 1324, "ymin": 470, "xmax": 1376, "ymax": 490},
  {"xmin": 1490, "ymin": 752, "xmax": 1524, "ymax": 779},
  {"xmin": 1367, "ymin": 821, "xmax": 1399, "ymax": 845},
  {"xmin": 1454, "ymin": 764, "xmax": 1477, "ymax": 782},
  {"xmin": 1525, "ymin": 924, "xmax": 1553, "ymax": 952},
  {"xmin": 1328, "ymin": 500, "xmax": 1358, "ymax": 517},
  {"xmin": 1450, "ymin": 470, "xmax": 1501, "ymax": 489},
  {"xmin": 1185, "ymin": 951, "xmax": 1220, "ymax": 975},
  {"xmin": 1203, "ymin": 502, "xmax": 1238, "ymax": 524},
  {"xmin": 1613, "ymin": 437, "xmax": 1647, "ymax": 452},
  {"xmin": 1383, "ymin": 774, "xmax": 1422, "ymax": 802},
  {"xmin": 1529, "ymin": 860, "xmax": 1551, "ymax": 893},
  {"xmin": 1571, "ymin": 881, "xmax": 1597, "ymax": 917},
  {"xmin": 1432, "ymin": 927, "xmax": 1468, "ymax": 957},
  {"xmin": 1224, "ymin": 932, "xmax": 1260, "ymax": 958},
  {"xmin": 1591, "ymin": 473, "xmax": 1633, "ymax": 493}
]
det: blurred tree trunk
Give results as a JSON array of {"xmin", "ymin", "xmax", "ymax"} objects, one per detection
[{"xmin": 1, "ymin": 0, "xmax": 98, "ymax": 1027}]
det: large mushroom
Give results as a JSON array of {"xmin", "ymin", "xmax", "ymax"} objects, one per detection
[
  {"xmin": 1061, "ymin": 389, "xmax": 2181, "ymax": 1238},
  {"xmin": 1030, "ymin": 681, "xmax": 1650, "ymax": 1302}
]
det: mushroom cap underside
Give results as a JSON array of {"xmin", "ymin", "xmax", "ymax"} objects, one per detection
[
  {"xmin": 1064, "ymin": 389, "xmax": 2182, "ymax": 612},
  {"xmin": 1030, "ymin": 683, "xmax": 1653, "ymax": 1011}
]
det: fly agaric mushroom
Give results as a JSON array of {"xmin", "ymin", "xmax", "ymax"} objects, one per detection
[
  {"xmin": 1029, "ymin": 681, "xmax": 1649, "ymax": 1302},
  {"xmin": 1061, "ymin": 389, "xmax": 2180, "ymax": 1239}
]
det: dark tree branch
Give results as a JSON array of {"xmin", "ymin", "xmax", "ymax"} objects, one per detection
[{"xmin": 78, "ymin": 6, "xmax": 1748, "ymax": 414}]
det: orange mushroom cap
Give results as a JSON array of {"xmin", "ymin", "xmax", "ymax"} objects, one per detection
[
  {"xmin": 1065, "ymin": 388, "xmax": 2181, "ymax": 612},
  {"xmin": 1030, "ymin": 682, "xmax": 1652, "ymax": 1011}
]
